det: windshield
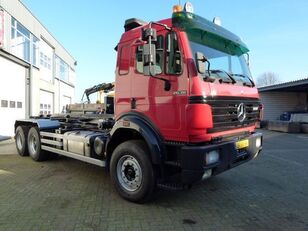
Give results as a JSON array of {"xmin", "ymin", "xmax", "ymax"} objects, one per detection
[{"xmin": 190, "ymin": 41, "xmax": 253, "ymax": 86}]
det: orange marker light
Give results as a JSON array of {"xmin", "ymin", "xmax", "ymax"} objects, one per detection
[{"xmin": 173, "ymin": 5, "xmax": 183, "ymax": 13}]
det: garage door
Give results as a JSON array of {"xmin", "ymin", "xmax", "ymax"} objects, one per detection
[
  {"xmin": 0, "ymin": 56, "xmax": 26, "ymax": 136},
  {"xmin": 39, "ymin": 90, "xmax": 54, "ymax": 115}
]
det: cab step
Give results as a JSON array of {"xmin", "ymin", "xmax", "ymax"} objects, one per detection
[{"xmin": 157, "ymin": 182, "xmax": 186, "ymax": 191}]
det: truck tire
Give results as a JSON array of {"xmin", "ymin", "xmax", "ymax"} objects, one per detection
[
  {"xmin": 110, "ymin": 140, "xmax": 156, "ymax": 203},
  {"xmin": 27, "ymin": 127, "xmax": 48, "ymax": 161},
  {"xmin": 15, "ymin": 126, "xmax": 29, "ymax": 156}
]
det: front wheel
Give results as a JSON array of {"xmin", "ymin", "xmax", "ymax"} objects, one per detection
[
  {"xmin": 110, "ymin": 140, "xmax": 156, "ymax": 203},
  {"xmin": 27, "ymin": 127, "xmax": 48, "ymax": 161}
]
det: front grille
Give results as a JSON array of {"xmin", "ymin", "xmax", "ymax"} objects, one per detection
[{"xmin": 189, "ymin": 96, "xmax": 261, "ymax": 133}]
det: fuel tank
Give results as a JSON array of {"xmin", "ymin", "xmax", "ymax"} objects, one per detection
[{"xmin": 63, "ymin": 130, "xmax": 107, "ymax": 157}]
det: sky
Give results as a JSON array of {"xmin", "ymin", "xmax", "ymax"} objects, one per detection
[{"xmin": 22, "ymin": 0, "xmax": 308, "ymax": 102}]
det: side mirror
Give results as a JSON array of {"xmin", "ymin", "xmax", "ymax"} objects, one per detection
[
  {"xmin": 245, "ymin": 53, "xmax": 250, "ymax": 67},
  {"xmin": 195, "ymin": 52, "xmax": 207, "ymax": 74},
  {"xmin": 142, "ymin": 28, "xmax": 157, "ymax": 76},
  {"xmin": 142, "ymin": 43, "xmax": 156, "ymax": 76}
]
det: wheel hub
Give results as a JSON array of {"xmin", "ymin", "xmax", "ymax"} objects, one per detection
[
  {"xmin": 124, "ymin": 165, "xmax": 136, "ymax": 181},
  {"xmin": 117, "ymin": 155, "xmax": 142, "ymax": 192}
]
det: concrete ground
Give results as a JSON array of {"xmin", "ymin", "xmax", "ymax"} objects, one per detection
[
  {"xmin": 0, "ymin": 130, "xmax": 307, "ymax": 231},
  {"xmin": 0, "ymin": 138, "xmax": 15, "ymax": 155}
]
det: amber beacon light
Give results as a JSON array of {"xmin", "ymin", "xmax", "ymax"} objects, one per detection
[
  {"xmin": 173, "ymin": 5, "xmax": 183, "ymax": 13},
  {"xmin": 173, "ymin": 2, "xmax": 194, "ymax": 13}
]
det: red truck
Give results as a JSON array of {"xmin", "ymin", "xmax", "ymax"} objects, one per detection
[{"xmin": 14, "ymin": 3, "xmax": 262, "ymax": 202}]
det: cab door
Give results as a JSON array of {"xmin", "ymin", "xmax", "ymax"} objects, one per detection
[
  {"xmin": 131, "ymin": 30, "xmax": 189, "ymax": 141},
  {"xmin": 115, "ymin": 43, "xmax": 132, "ymax": 117}
]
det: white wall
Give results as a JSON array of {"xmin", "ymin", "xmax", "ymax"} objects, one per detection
[{"xmin": 260, "ymin": 92, "xmax": 307, "ymax": 121}]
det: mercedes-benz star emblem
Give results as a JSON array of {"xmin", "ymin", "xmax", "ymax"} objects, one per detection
[{"xmin": 237, "ymin": 103, "xmax": 246, "ymax": 122}]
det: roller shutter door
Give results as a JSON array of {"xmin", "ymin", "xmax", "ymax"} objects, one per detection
[{"xmin": 0, "ymin": 55, "xmax": 26, "ymax": 136}]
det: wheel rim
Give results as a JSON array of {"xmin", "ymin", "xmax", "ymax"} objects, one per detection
[
  {"xmin": 29, "ymin": 133, "xmax": 38, "ymax": 155},
  {"xmin": 16, "ymin": 133, "xmax": 23, "ymax": 151},
  {"xmin": 116, "ymin": 155, "xmax": 143, "ymax": 192}
]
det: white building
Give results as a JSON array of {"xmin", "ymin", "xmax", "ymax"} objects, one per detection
[{"xmin": 0, "ymin": 0, "xmax": 76, "ymax": 136}]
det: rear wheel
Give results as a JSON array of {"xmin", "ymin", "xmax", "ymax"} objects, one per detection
[
  {"xmin": 27, "ymin": 127, "xmax": 48, "ymax": 161},
  {"xmin": 110, "ymin": 140, "xmax": 156, "ymax": 203},
  {"xmin": 15, "ymin": 126, "xmax": 29, "ymax": 156}
]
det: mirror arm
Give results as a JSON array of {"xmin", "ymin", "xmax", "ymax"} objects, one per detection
[
  {"xmin": 246, "ymin": 53, "xmax": 250, "ymax": 67},
  {"xmin": 205, "ymin": 60, "xmax": 211, "ymax": 74},
  {"xmin": 132, "ymin": 39, "xmax": 146, "ymax": 47},
  {"xmin": 148, "ymin": 29, "xmax": 153, "ymax": 75},
  {"xmin": 149, "ymin": 21, "xmax": 172, "ymax": 31}
]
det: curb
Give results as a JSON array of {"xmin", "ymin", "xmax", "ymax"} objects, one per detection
[{"xmin": 0, "ymin": 137, "xmax": 14, "ymax": 145}]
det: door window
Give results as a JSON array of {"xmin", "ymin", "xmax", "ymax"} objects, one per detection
[
  {"xmin": 136, "ymin": 35, "xmax": 164, "ymax": 74},
  {"xmin": 166, "ymin": 32, "xmax": 182, "ymax": 75}
]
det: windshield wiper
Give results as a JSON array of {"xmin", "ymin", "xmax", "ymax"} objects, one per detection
[
  {"xmin": 230, "ymin": 74, "xmax": 255, "ymax": 87},
  {"xmin": 211, "ymin": 70, "xmax": 236, "ymax": 84},
  {"xmin": 243, "ymin": 82, "xmax": 253, "ymax": 87},
  {"xmin": 203, "ymin": 75, "xmax": 216, "ymax": 83}
]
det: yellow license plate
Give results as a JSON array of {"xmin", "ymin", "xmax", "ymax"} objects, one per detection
[{"xmin": 236, "ymin": 139, "xmax": 249, "ymax": 149}]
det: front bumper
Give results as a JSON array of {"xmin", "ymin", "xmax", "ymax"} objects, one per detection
[{"xmin": 179, "ymin": 132, "xmax": 262, "ymax": 184}]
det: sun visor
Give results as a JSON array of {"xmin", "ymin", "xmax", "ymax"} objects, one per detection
[{"xmin": 172, "ymin": 12, "xmax": 249, "ymax": 56}]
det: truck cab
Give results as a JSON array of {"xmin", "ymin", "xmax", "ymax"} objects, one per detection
[
  {"xmin": 14, "ymin": 3, "xmax": 262, "ymax": 203},
  {"xmin": 113, "ymin": 8, "xmax": 262, "ymax": 188},
  {"xmin": 116, "ymin": 12, "xmax": 261, "ymax": 142}
]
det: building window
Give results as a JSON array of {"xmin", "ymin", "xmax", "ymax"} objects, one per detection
[
  {"xmin": 39, "ymin": 103, "xmax": 51, "ymax": 115},
  {"xmin": 9, "ymin": 101, "xmax": 16, "ymax": 108},
  {"xmin": 11, "ymin": 17, "xmax": 39, "ymax": 66},
  {"xmin": 69, "ymin": 67, "xmax": 76, "ymax": 85},
  {"xmin": 0, "ymin": 10, "xmax": 4, "ymax": 46},
  {"xmin": 17, "ymin": 102, "xmax": 22, "ymax": 108},
  {"xmin": 55, "ymin": 55, "xmax": 69, "ymax": 82},
  {"xmin": 40, "ymin": 39, "xmax": 54, "ymax": 82},
  {"xmin": 40, "ymin": 52, "xmax": 51, "ymax": 69},
  {"xmin": 1, "ymin": 100, "xmax": 8, "ymax": 108},
  {"xmin": 32, "ymin": 37, "xmax": 39, "ymax": 66}
]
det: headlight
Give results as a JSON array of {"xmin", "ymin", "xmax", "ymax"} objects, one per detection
[{"xmin": 205, "ymin": 150, "xmax": 219, "ymax": 165}]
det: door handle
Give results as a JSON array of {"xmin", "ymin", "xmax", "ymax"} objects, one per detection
[{"xmin": 131, "ymin": 98, "xmax": 136, "ymax": 109}]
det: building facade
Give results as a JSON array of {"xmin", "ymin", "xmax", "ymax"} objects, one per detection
[
  {"xmin": 258, "ymin": 78, "xmax": 308, "ymax": 121},
  {"xmin": 0, "ymin": 0, "xmax": 76, "ymax": 136}
]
